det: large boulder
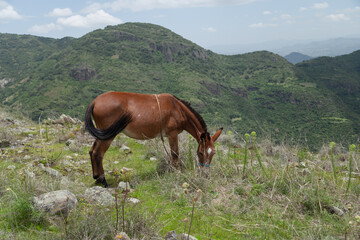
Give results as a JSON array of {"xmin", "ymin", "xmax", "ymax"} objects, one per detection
[
  {"xmin": 84, "ymin": 186, "xmax": 114, "ymax": 207},
  {"xmin": 33, "ymin": 190, "xmax": 77, "ymax": 216}
]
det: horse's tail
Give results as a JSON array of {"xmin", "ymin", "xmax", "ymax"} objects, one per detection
[{"xmin": 84, "ymin": 104, "xmax": 132, "ymax": 140}]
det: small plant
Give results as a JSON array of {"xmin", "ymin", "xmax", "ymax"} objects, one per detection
[
  {"xmin": 120, "ymin": 167, "xmax": 131, "ymax": 231},
  {"xmin": 329, "ymin": 142, "xmax": 337, "ymax": 185},
  {"xmin": 242, "ymin": 133, "xmax": 250, "ymax": 177},
  {"xmin": 227, "ymin": 130, "xmax": 232, "ymax": 158},
  {"xmin": 114, "ymin": 168, "xmax": 120, "ymax": 231},
  {"xmin": 346, "ymin": 144, "xmax": 356, "ymax": 194},
  {"xmin": 344, "ymin": 203, "xmax": 353, "ymax": 240},
  {"xmin": 186, "ymin": 135, "xmax": 195, "ymax": 170},
  {"xmin": 45, "ymin": 120, "xmax": 49, "ymax": 142},
  {"xmin": 4, "ymin": 187, "xmax": 45, "ymax": 230},
  {"xmin": 251, "ymin": 131, "xmax": 267, "ymax": 178},
  {"xmin": 182, "ymin": 182, "xmax": 202, "ymax": 239},
  {"xmin": 297, "ymin": 147, "xmax": 308, "ymax": 163}
]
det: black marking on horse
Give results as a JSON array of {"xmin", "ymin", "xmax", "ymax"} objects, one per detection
[{"xmin": 173, "ymin": 95, "xmax": 208, "ymax": 133}]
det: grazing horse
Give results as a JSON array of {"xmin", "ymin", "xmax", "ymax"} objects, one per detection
[{"xmin": 85, "ymin": 91, "xmax": 223, "ymax": 187}]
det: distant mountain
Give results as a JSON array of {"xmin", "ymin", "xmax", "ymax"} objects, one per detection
[
  {"xmin": 285, "ymin": 52, "xmax": 313, "ymax": 64},
  {"xmin": 274, "ymin": 38, "xmax": 360, "ymax": 57},
  {"xmin": 0, "ymin": 23, "xmax": 359, "ymax": 149},
  {"xmin": 209, "ymin": 38, "xmax": 360, "ymax": 57}
]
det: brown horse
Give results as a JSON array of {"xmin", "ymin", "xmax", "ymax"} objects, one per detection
[{"xmin": 85, "ymin": 91, "xmax": 223, "ymax": 187}]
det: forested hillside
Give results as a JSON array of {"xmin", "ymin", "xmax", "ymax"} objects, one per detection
[{"xmin": 0, "ymin": 23, "xmax": 359, "ymax": 149}]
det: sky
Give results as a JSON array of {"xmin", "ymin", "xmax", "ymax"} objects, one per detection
[{"xmin": 1, "ymin": 0, "xmax": 360, "ymax": 50}]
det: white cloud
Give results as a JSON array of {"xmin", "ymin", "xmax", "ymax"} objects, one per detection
[
  {"xmin": 202, "ymin": 27, "xmax": 216, "ymax": 32},
  {"xmin": 279, "ymin": 14, "xmax": 295, "ymax": 24},
  {"xmin": 344, "ymin": 6, "xmax": 360, "ymax": 13},
  {"xmin": 248, "ymin": 22, "xmax": 277, "ymax": 28},
  {"xmin": 57, "ymin": 10, "xmax": 122, "ymax": 28},
  {"xmin": 105, "ymin": 0, "xmax": 256, "ymax": 11},
  {"xmin": 263, "ymin": 11, "xmax": 271, "ymax": 15},
  {"xmin": 311, "ymin": 2, "xmax": 328, "ymax": 10},
  {"xmin": 0, "ymin": 1, "xmax": 22, "ymax": 20},
  {"xmin": 300, "ymin": 2, "xmax": 328, "ymax": 11},
  {"xmin": 28, "ymin": 23, "xmax": 62, "ymax": 34},
  {"xmin": 270, "ymin": 13, "xmax": 294, "ymax": 24},
  {"xmin": 48, "ymin": 8, "xmax": 73, "ymax": 17},
  {"xmin": 326, "ymin": 13, "xmax": 350, "ymax": 22},
  {"xmin": 280, "ymin": 14, "xmax": 291, "ymax": 19},
  {"xmin": 82, "ymin": 3, "xmax": 103, "ymax": 14}
]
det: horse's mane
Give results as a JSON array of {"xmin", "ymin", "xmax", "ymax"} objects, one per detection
[{"xmin": 173, "ymin": 95, "xmax": 207, "ymax": 133}]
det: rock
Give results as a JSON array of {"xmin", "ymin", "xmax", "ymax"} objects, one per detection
[
  {"xmin": 341, "ymin": 177, "xmax": 357, "ymax": 182},
  {"xmin": 114, "ymin": 232, "xmax": 130, "ymax": 240},
  {"xmin": 24, "ymin": 155, "xmax": 31, "ymax": 160},
  {"xmin": 325, "ymin": 206, "xmax": 345, "ymax": 217},
  {"xmin": 7, "ymin": 165, "xmax": 16, "ymax": 170},
  {"xmin": 0, "ymin": 78, "xmax": 11, "ymax": 88},
  {"xmin": 127, "ymin": 197, "xmax": 140, "ymax": 204},
  {"xmin": 165, "ymin": 230, "xmax": 177, "ymax": 240},
  {"xmin": 39, "ymin": 129, "xmax": 46, "ymax": 135},
  {"xmin": 298, "ymin": 162, "xmax": 306, "ymax": 168},
  {"xmin": 39, "ymin": 163, "xmax": 63, "ymax": 178},
  {"xmin": 150, "ymin": 156, "xmax": 157, "ymax": 161},
  {"xmin": 120, "ymin": 145, "xmax": 132, "ymax": 154},
  {"xmin": 25, "ymin": 170, "xmax": 35, "ymax": 178},
  {"xmin": 53, "ymin": 114, "xmax": 81, "ymax": 125},
  {"xmin": 60, "ymin": 177, "xmax": 72, "ymax": 189},
  {"xmin": 179, "ymin": 234, "xmax": 198, "ymax": 240},
  {"xmin": 299, "ymin": 168, "xmax": 311, "ymax": 176},
  {"xmin": 33, "ymin": 190, "xmax": 77, "ymax": 216},
  {"xmin": 84, "ymin": 186, "xmax": 114, "ymax": 207},
  {"xmin": 66, "ymin": 139, "xmax": 75, "ymax": 146},
  {"xmin": 61, "ymin": 159, "xmax": 74, "ymax": 167},
  {"xmin": 118, "ymin": 182, "xmax": 131, "ymax": 192},
  {"xmin": 70, "ymin": 64, "xmax": 96, "ymax": 81}
]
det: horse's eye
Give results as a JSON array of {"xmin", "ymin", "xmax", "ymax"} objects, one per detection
[{"xmin": 198, "ymin": 151, "xmax": 204, "ymax": 156}]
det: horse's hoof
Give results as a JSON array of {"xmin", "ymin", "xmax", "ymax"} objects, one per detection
[{"xmin": 95, "ymin": 177, "xmax": 108, "ymax": 187}]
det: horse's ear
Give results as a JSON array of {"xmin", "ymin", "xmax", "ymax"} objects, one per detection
[{"xmin": 212, "ymin": 127, "xmax": 223, "ymax": 142}]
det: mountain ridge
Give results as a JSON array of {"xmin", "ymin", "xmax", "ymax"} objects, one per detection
[{"xmin": 0, "ymin": 23, "xmax": 358, "ymax": 149}]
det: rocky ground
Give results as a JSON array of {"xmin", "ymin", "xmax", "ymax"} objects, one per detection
[
  {"xmin": 1, "ymin": 107, "xmax": 360, "ymax": 239},
  {"xmin": 0, "ymin": 108, "xmax": 200, "ymax": 239}
]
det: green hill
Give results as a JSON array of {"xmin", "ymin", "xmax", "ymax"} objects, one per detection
[{"xmin": 0, "ymin": 23, "xmax": 358, "ymax": 149}]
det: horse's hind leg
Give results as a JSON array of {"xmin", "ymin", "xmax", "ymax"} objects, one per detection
[
  {"xmin": 89, "ymin": 139, "xmax": 113, "ymax": 187},
  {"xmin": 89, "ymin": 140, "xmax": 99, "ymax": 180}
]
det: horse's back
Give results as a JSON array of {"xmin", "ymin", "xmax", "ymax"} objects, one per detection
[{"xmin": 91, "ymin": 91, "xmax": 181, "ymax": 139}]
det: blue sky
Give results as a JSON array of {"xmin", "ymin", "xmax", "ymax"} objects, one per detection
[{"xmin": 1, "ymin": 0, "xmax": 359, "ymax": 50}]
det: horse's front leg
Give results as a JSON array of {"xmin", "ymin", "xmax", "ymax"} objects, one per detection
[{"xmin": 168, "ymin": 133, "xmax": 180, "ymax": 169}]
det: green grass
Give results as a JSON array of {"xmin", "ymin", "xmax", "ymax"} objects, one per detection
[{"xmin": 0, "ymin": 119, "xmax": 360, "ymax": 239}]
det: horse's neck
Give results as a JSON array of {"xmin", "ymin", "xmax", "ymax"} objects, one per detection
[{"xmin": 180, "ymin": 107, "xmax": 203, "ymax": 142}]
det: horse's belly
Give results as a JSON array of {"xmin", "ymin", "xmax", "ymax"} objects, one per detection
[{"xmin": 122, "ymin": 124, "xmax": 164, "ymax": 140}]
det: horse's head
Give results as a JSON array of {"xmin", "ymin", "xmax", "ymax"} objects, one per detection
[{"xmin": 197, "ymin": 128, "xmax": 223, "ymax": 168}]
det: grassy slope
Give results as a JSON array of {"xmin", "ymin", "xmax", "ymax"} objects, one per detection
[
  {"xmin": 0, "ymin": 113, "xmax": 359, "ymax": 239},
  {"xmin": 0, "ymin": 23, "xmax": 359, "ymax": 149}
]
